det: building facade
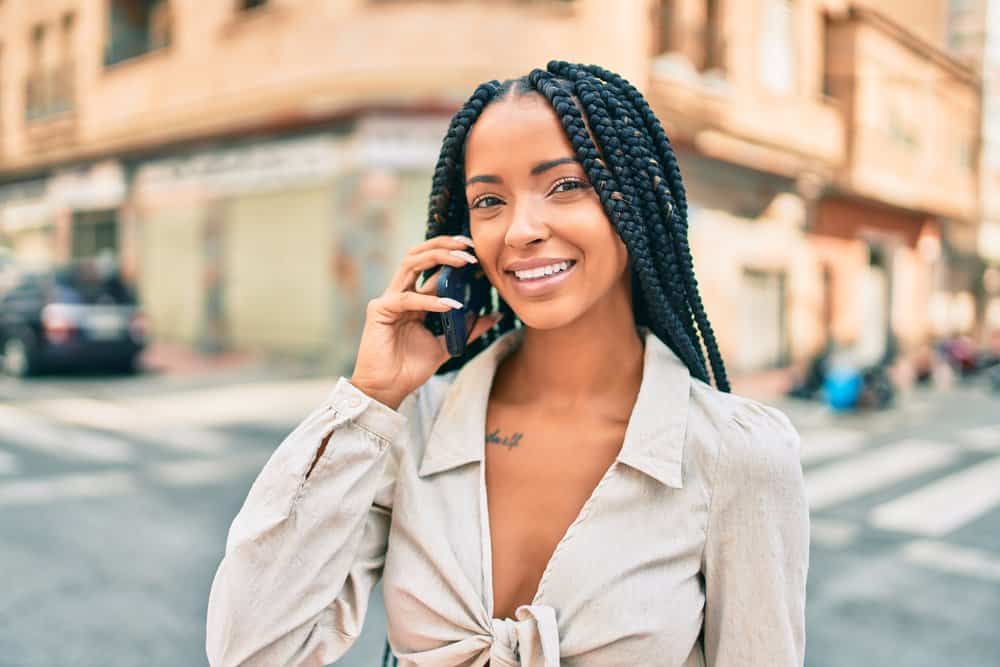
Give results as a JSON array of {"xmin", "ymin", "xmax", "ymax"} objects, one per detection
[{"xmin": 0, "ymin": 0, "xmax": 987, "ymax": 378}]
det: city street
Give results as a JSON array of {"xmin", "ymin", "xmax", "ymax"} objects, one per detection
[{"xmin": 0, "ymin": 370, "xmax": 998, "ymax": 666}]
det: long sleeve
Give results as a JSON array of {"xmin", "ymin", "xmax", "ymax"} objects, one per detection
[
  {"xmin": 206, "ymin": 376, "xmax": 409, "ymax": 667},
  {"xmin": 702, "ymin": 401, "xmax": 810, "ymax": 666}
]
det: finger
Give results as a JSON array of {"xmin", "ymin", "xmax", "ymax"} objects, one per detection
[
  {"xmin": 370, "ymin": 291, "xmax": 464, "ymax": 321},
  {"xmin": 401, "ymin": 234, "xmax": 475, "ymax": 256},
  {"xmin": 388, "ymin": 247, "xmax": 479, "ymax": 294}
]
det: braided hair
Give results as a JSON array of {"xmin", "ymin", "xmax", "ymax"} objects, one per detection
[{"xmin": 420, "ymin": 60, "xmax": 729, "ymax": 392}]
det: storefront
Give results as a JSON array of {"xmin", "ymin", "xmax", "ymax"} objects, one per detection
[
  {"xmin": 129, "ymin": 113, "xmax": 448, "ymax": 371},
  {"xmin": 812, "ymin": 196, "xmax": 937, "ymax": 364},
  {"xmin": 682, "ymin": 152, "xmax": 817, "ymax": 373}
]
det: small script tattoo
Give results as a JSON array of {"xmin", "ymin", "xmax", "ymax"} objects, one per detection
[{"xmin": 485, "ymin": 427, "xmax": 524, "ymax": 450}]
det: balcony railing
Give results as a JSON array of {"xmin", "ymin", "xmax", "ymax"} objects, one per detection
[{"xmin": 25, "ymin": 64, "xmax": 75, "ymax": 122}]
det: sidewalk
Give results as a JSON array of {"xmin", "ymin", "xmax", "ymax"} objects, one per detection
[
  {"xmin": 134, "ymin": 341, "xmax": 327, "ymax": 394},
  {"xmin": 139, "ymin": 341, "xmax": 262, "ymax": 377},
  {"xmin": 141, "ymin": 341, "xmax": 804, "ymax": 401}
]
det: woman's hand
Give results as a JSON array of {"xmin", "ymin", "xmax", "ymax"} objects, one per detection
[{"xmin": 349, "ymin": 235, "xmax": 502, "ymax": 410}]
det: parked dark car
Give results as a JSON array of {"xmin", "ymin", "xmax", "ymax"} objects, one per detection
[{"xmin": 0, "ymin": 262, "xmax": 148, "ymax": 377}]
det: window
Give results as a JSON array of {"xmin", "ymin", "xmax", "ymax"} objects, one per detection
[
  {"xmin": 25, "ymin": 16, "xmax": 75, "ymax": 121},
  {"xmin": 759, "ymin": 0, "xmax": 796, "ymax": 94},
  {"xmin": 25, "ymin": 24, "xmax": 48, "ymax": 120},
  {"xmin": 71, "ymin": 210, "xmax": 119, "ymax": 261},
  {"xmin": 653, "ymin": 0, "xmax": 725, "ymax": 74},
  {"xmin": 104, "ymin": 0, "xmax": 171, "ymax": 67}
]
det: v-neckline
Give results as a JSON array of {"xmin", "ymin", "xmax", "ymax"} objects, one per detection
[{"xmin": 478, "ymin": 419, "xmax": 620, "ymax": 621}]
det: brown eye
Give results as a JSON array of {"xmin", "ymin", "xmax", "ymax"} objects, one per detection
[
  {"xmin": 550, "ymin": 178, "xmax": 587, "ymax": 195},
  {"xmin": 471, "ymin": 195, "xmax": 502, "ymax": 209}
]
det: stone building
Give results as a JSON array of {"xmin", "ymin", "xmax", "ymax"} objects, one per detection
[{"xmin": 0, "ymin": 0, "xmax": 985, "ymax": 377}]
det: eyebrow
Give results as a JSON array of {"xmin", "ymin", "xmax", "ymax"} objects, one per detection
[{"xmin": 465, "ymin": 157, "xmax": 580, "ymax": 187}]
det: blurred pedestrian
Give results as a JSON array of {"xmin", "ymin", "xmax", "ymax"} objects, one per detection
[{"xmin": 206, "ymin": 61, "xmax": 809, "ymax": 667}]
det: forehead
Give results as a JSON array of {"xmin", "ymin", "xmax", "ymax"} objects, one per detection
[{"xmin": 463, "ymin": 96, "xmax": 575, "ymax": 173}]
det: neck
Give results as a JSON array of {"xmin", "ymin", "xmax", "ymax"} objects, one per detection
[{"xmin": 497, "ymin": 306, "xmax": 645, "ymax": 413}]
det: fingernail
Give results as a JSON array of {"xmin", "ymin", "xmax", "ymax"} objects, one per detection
[
  {"xmin": 449, "ymin": 249, "xmax": 478, "ymax": 263},
  {"xmin": 452, "ymin": 235, "xmax": 475, "ymax": 247},
  {"xmin": 438, "ymin": 297, "xmax": 463, "ymax": 309}
]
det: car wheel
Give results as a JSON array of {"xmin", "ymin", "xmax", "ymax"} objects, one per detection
[{"xmin": 2, "ymin": 335, "xmax": 37, "ymax": 378}]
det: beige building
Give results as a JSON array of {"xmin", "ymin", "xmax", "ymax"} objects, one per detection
[{"xmin": 0, "ymin": 0, "xmax": 985, "ymax": 378}]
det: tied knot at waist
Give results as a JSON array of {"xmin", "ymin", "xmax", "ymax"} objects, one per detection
[{"xmin": 489, "ymin": 604, "xmax": 560, "ymax": 667}]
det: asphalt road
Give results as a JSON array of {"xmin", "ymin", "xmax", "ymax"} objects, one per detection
[{"xmin": 0, "ymin": 369, "xmax": 997, "ymax": 666}]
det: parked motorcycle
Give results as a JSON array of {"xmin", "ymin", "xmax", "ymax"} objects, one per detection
[{"xmin": 787, "ymin": 338, "xmax": 897, "ymax": 412}]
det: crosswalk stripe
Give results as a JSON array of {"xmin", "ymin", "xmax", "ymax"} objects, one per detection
[
  {"xmin": 902, "ymin": 539, "xmax": 1000, "ymax": 583},
  {"xmin": 21, "ymin": 397, "xmax": 232, "ymax": 455},
  {"xmin": 0, "ymin": 405, "xmax": 134, "ymax": 463},
  {"xmin": 116, "ymin": 379, "xmax": 334, "ymax": 428},
  {"xmin": 149, "ymin": 452, "xmax": 270, "ymax": 486},
  {"xmin": 870, "ymin": 456, "xmax": 1000, "ymax": 536},
  {"xmin": 958, "ymin": 424, "xmax": 1000, "ymax": 452},
  {"xmin": 0, "ymin": 471, "xmax": 136, "ymax": 507},
  {"xmin": 799, "ymin": 427, "xmax": 866, "ymax": 465},
  {"xmin": 0, "ymin": 450, "xmax": 19, "ymax": 475},
  {"xmin": 809, "ymin": 517, "xmax": 860, "ymax": 548},
  {"xmin": 806, "ymin": 439, "xmax": 959, "ymax": 511}
]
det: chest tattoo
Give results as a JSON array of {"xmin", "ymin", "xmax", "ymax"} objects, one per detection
[{"xmin": 485, "ymin": 427, "xmax": 524, "ymax": 450}]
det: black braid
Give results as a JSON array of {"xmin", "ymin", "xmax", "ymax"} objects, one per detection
[
  {"xmin": 531, "ymin": 69, "xmax": 711, "ymax": 384},
  {"xmin": 569, "ymin": 63, "xmax": 730, "ymax": 391},
  {"xmin": 417, "ymin": 62, "xmax": 729, "ymax": 390},
  {"xmin": 383, "ymin": 60, "xmax": 732, "ymax": 665},
  {"xmin": 559, "ymin": 66, "xmax": 708, "ymax": 381}
]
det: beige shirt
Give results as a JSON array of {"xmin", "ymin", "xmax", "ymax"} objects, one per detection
[{"xmin": 206, "ymin": 325, "xmax": 810, "ymax": 667}]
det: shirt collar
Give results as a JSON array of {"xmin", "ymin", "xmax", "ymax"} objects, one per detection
[{"xmin": 417, "ymin": 324, "xmax": 691, "ymax": 488}]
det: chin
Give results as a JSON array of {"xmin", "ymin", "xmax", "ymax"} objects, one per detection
[{"xmin": 505, "ymin": 299, "xmax": 583, "ymax": 330}]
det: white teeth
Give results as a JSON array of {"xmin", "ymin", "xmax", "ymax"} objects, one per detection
[{"xmin": 514, "ymin": 261, "xmax": 573, "ymax": 280}]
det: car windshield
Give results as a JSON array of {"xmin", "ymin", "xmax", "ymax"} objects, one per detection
[{"xmin": 50, "ymin": 263, "xmax": 136, "ymax": 305}]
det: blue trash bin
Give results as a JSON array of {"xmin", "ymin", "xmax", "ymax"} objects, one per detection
[{"xmin": 823, "ymin": 367, "xmax": 862, "ymax": 412}]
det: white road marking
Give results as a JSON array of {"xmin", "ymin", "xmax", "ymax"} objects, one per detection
[
  {"xmin": 0, "ymin": 450, "xmax": 19, "ymax": 475},
  {"xmin": 809, "ymin": 517, "xmax": 860, "ymax": 548},
  {"xmin": 115, "ymin": 379, "xmax": 335, "ymax": 427},
  {"xmin": 0, "ymin": 405, "xmax": 134, "ymax": 463},
  {"xmin": 902, "ymin": 539, "xmax": 1000, "ymax": 583},
  {"xmin": 799, "ymin": 427, "xmax": 867, "ymax": 465},
  {"xmin": 149, "ymin": 452, "xmax": 270, "ymax": 486},
  {"xmin": 0, "ymin": 471, "xmax": 136, "ymax": 507},
  {"xmin": 806, "ymin": 439, "xmax": 959, "ymax": 511},
  {"xmin": 19, "ymin": 397, "xmax": 232, "ymax": 455},
  {"xmin": 958, "ymin": 424, "xmax": 1000, "ymax": 452},
  {"xmin": 870, "ymin": 456, "xmax": 1000, "ymax": 536}
]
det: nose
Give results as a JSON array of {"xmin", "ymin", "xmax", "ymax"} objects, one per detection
[{"xmin": 503, "ymin": 199, "xmax": 550, "ymax": 249}]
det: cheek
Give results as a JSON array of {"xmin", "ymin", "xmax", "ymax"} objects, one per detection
[{"xmin": 469, "ymin": 224, "xmax": 506, "ymax": 283}]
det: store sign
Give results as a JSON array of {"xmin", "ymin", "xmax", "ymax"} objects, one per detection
[
  {"xmin": 49, "ymin": 161, "xmax": 127, "ymax": 210},
  {"xmin": 0, "ymin": 162, "xmax": 126, "ymax": 232},
  {"xmin": 0, "ymin": 179, "xmax": 50, "ymax": 232},
  {"xmin": 134, "ymin": 135, "xmax": 344, "ymax": 196},
  {"xmin": 355, "ymin": 115, "xmax": 450, "ymax": 169}
]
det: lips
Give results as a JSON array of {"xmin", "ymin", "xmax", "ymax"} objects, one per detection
[{"xmin": 505, "ymin": 259, "xmax": 578, "ymax": 297}]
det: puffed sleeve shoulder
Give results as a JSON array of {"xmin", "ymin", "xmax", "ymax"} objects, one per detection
[{"xmin": 702, "ymin": 398, "xmax": 810, "ymax": 666}]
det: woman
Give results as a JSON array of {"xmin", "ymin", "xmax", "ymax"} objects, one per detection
[{"xmin": 206, "ymin": 61, "xmax": 809, "ymax": 667}]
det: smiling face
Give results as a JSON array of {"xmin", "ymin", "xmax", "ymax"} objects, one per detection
[{"xmin": 463, "ymin": 93, "xmax": 632, "ymax": 330}]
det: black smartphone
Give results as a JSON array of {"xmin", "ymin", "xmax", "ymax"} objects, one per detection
[{"xmin": 431, "ymin": 262, "xmax": 489, "ymax": 357}]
